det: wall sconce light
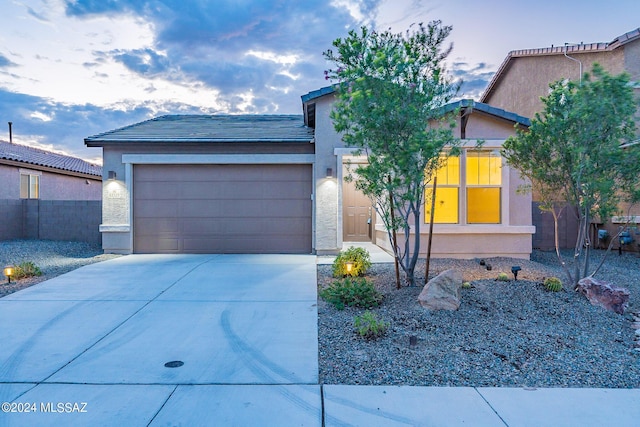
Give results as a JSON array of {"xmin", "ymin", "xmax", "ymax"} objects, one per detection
[
  {"xmin": 345, "ymin": 262, "xmax": 354, "ymax": 274},
  {"xmin": 108, "ymin": 171, "xmax": 117, "ymax": 180},
  {"xmin": 511, "ymin": 265, "xmax": 521, "ymax": 280},
  {"xmin": 4, "ymin": 265, "xmax": 15, "ymax": 283},
  {"xmin": 326, "ymin": 168, "xmax": 333, "ymax": 178}
]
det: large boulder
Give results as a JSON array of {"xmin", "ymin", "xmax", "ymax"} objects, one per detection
[
  {"xmin": 576, "ymin": 277, "xmax": 630, "ymax": 315},
  {"xmin": 418, "ymin": 269, "xmax": 462, "ymax": 311}
]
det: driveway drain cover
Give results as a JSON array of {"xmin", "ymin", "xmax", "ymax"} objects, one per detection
[{"xmin": 164, "ymin": 360, "xmax": 184, "ymax": 368}]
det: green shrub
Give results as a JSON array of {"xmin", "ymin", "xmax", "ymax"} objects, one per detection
[
  {"xmin": 544, "ymin": 277, "xmax": 563, "ymax": 292},
  {"xmin": 332, "ymin": 246, "xmax": 372, "ymax": 277},
  {"xmin": 12, "ymin": 261, "xmax": 42, "ymax": 280},
  {"xmin": 354, "ymin": 311, "xmax": 389, "ymax": 339},
  {"xmin": 462, "ymin": 281, "xmax": 472, "ymax": 289},
  {"xmin": 496, "ymin": 272, "xmax": 509, "ymax": 281},
  {"xmin": 320, "ymin": 277, "xmax": 383, "ymax": 310}
]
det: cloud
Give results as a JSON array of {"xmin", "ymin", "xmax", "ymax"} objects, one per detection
[
  {"xmin": 65, "ymin": 0, "xmax": 379, "ymax": 113},
  {"xmin": 0, "ymin": 54, "xmax": 17, "ymax": 68},
  {"xmin": 110, "ymin": 48, "xmax": 172, "ymax": 77},
  {"xmin": 450, "ymin": 61, "xmax": 496, "ymax": 100}
]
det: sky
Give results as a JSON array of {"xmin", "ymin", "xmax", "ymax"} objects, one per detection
[{"xmin": 1, "ymin": 0, "xmax": 640, "ymax": 164}]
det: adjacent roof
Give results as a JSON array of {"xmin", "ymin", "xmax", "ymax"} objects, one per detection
[
  {"xmin": 85, "ymin": 114, "xmax": 314, "ymax": 145},
  {"xmin": 0, "ymin": 140, "xmax": 102, "ymax": 177},
  {"xmin": 301, "ymin": 85, "xmax": 336, "ymax": 103},
  {"xmin": 481, "ymin": 27, "xmax": 640, "ymax": 103},
  {"xmin": 441, "ymin": 99, "xmax": 530, "ymax": 127}
]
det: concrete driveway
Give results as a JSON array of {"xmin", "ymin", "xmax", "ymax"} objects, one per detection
[{"xmin": 0, "ymin": 254, "xmax": 321, "ymax": 426}]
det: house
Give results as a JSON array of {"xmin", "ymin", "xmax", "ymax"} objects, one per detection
[
  {"xmin": 0, "ymin": 139, "xmax": 102, "ymax": 242},
  {"xmin": 481, "ymin": 27, "xmax": 640, "ymax": 119},
  {"xmin": 481, "ymin": 27, "xmax": 640, "ymax": 249},
  {"xmin": 303, "ymin": 89, "xmax": 534, "ymax": 259},
  {"xmin": 89, "ymin": 92, "xmax": 535, "ymax": 258},
  {"xmin": 0, "ymin": 139, "xmax": 102, "ymax": 200}
]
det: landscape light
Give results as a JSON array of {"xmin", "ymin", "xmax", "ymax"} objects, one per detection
[
  {"xmin": 511, "ymin": 266, "xmax": 521, "ymax": 280},
  {"xmin": 345, "ymin": 262, "xmax": 354, "ymax": 274},
  {"xmin": 4, "ymin": 265, "xmax": 15, "ymax": 283}
]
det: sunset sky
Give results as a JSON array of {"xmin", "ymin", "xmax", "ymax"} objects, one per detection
[{"xmin": 1, "ymin": 0, "xmax": 639, "ymax": 163}]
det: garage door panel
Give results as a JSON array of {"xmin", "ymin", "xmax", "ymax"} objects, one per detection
[
  {"xmin": 134, "ymin": 164, "xmax": 312, "ymax": 254},
  {"xmin": 135, "ymin": 181, "xmax": 181, "ymax": 199},
  {"xmin": 267, "ymin": 218, "xmax": 311, "ymax": 235},
  {"xmin": 179, "ymin": 201, "xmax": 224, "ymax": 217},
  {"xmin": 136, "ymin": 238, "xmax": 180, "ymax": 253},
  {"xmin": 136, "ymin": 218, "xmax": 179, "ymax": 234},
  {"xmin": 264, "ymin": 200, "xmax": 311, "ymax": 217},
  {"xmin": 136, "ymin": 200, "xmax": 179, "ymax": 217}
]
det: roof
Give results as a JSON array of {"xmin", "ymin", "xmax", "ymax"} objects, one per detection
[
  {"xmin": 301, "ymin": 85, "xmax": 336, "ymax": 103},
  {"xmin": 0, "ymin": 140, "xmax": 102, "ymax": 177},
  {"xmin": 300, "ymin": 82, "xmax": 529, "ymax": 127},
  {"xmin": 481, "ymin": 27, "xmax": 640, "ymax": 103},
  {"xmin": 85, "ymin": 115, "xmax": 314, "ymax": 145},
  {"xmin": 441, "ymin": 99, "xmax": 530, "ymax": 127}
]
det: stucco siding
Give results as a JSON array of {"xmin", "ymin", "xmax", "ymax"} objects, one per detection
[
  {"xmin": 0, "ymin": 164, "xmax": 101, "ymax": 200},
  {"xmin": 485, "ymin": 50, "xmax": 624, "ymax": 119},
  {"xmin": 313, "ymin": 95, "xmax": 343, "ymax": 254}
]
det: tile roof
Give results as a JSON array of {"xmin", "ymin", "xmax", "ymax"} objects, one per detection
[
  {"xmin": 0, "ymin": 140, "xmax": 102, "ymax": 177},
  {"xmin": 481, "ymin": 27, "xmax": 640, "ymax": 103},
  {"xmin": 85, "ymin": 114, "xmax": 314, "ymax": 145}
]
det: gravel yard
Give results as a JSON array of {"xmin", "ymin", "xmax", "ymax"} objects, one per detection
[
  {"xmin": 0, "ymin": 239, "xmax": 119, "ymax": 298},
  {"xmin": 318, "ymin": 250, "xmax": 640, "ymax": 388},
  {"xmin": 3, "ymin": 240, "xmax": 639, "ymax": 388}
]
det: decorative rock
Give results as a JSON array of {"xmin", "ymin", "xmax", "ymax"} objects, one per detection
[
  {"xmin": 576, "ymin": 277, "xmax": 630, "ymax": 315},
  {"xmin": 418, "ymin": 269, "xmax": 462, "ymax": 311}
]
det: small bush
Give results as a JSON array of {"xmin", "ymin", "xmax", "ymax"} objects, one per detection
[
  {"xmin": 544, "ymin": 277, "xmax": 563, "ymax": 292},
  {"xmin": 332, "ymin": 246, "xmax": 372, "ymax": 277},
  {"xmin": 320, "ymin": 277, "xmax": 383, "ymax": 310},
  {"xmin": 496, "ymin": 272, "xmax": 509, "ymax": 281},
  {"xmin": 354, "ymin": 311, "xmax": 389, "ymax": 339},
  {"xmin": 12, "ymin": 262, "xmax": 42, "ymax": 280},
  {"xmin": 462, "ymin": 281, "xmax": 472, "ymax": 289}
]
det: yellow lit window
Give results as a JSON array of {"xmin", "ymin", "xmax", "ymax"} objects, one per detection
[
  {"xmin": 425, "ymin": 156, "xmax": 459, "ymax": 223},
  {"xmin": 466, "ymin": 151, "xmax": 501, "ymax": 223}
]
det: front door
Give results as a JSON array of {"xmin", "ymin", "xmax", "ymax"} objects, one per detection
[{"xmin": 342, "ymin": 164, "xmax": 373, "ymax": 242}]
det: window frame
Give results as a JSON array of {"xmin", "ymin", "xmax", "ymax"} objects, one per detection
[{"xmin": 425, "ymin": 148, "xmax": 504, "ymax": 225}]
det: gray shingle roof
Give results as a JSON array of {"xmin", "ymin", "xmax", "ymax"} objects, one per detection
[
  {"xmin": 441, "ymin": 99, "xmax": 530, "ymax": 127},
  {"xmin": 0, "ymin": 140, "xmax": 102, "ymax": 177},
  {"xmin": 85, "ymin": 115, "xmax": 314, "ymax": 145}
]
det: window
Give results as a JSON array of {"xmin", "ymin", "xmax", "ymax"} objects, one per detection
[
  {"xmin": 20, "ymin": 174, "xmax": 39, "ymax": 199},
  {"xmin": 425, "ymin": 156, "xmax": 459, "ymax": 223},
  {"xmin": 466, "ymin": 150, "xmax": 501, "ymax": 224},
  {"xmin": 425, "ymin": 149, "xmax": 503, "ymax": 224}
]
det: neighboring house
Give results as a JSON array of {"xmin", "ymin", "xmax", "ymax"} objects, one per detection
[
  {"xmin": 481, "ymin": 27, "xmax": 640, "ymax": 120},
  {"xmin": 481, "ymin": 27, "xmax": 640, "ymax": 250},
  {"xmin": 0, "ymin": 139, "xmax": 102, "ymax": 200},
  {"xmin": 0, "ymin": 139, "xmax": 103, "ymax": 243},
  {"xmin": 89, "ymin": 93, "xmax": 535, "ymax": 259}
]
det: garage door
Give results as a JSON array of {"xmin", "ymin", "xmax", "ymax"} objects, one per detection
[{"xmin": 133, "ymin": 164, "xmax": 312, "ymax": 254}]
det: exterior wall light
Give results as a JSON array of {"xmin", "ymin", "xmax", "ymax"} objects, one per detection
[
  {"xmin": 345, "ymin": 262, "xmax": 354, "ymax": 274},
  {"xmin": 4, "ymin": 265, "xmax": 15, "ymax": 283},
  {"xmin": 511, "ymin": 266, "xmax": 521, "ymax": 280},
  {"xmin": 326, "ymin": 167, "xmax": 333, "ymax": 178},
  {"xmin": 108, "ymin": 171, "xmax": 117, "ymax": 180}
]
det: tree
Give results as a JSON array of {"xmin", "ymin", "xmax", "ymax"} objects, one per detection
[
  {"xmin": 502, "ymin": 64, "xmax": 640, "ymax": 287},
  {"xmin": 324, "ymin": 22, "xmax": 461, "ymax": 287}
]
